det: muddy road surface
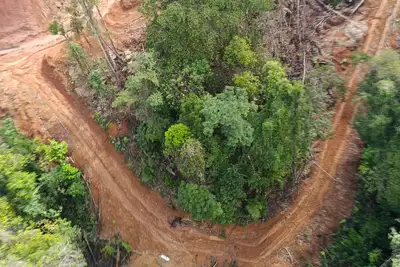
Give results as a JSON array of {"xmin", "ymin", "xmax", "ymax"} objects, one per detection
[{"xmin": 0, "ymin": 0, "xmax": 398, "ymax": 266}]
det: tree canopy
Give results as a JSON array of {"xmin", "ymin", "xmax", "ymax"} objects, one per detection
[
  {"xmin": 322, "ymin": 50, "xmax": 400, "ymax": 267},
  {"xmin": 64, "ymin": 0, "xmax": 343, "ymax": 224},
  {"xmin": 0, "ymin": 118, "xmax": 131, "ymax": 266}
]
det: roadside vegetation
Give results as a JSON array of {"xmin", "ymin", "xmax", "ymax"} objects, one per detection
[
  {"xmin": 50, "ymin": 0, "xmax": 345, "ymax": 224},
  {"xmin": 321, "ymin": 51, "xmax": 400, "ymax": 267},
  {"xmin": 0, "ymin": 118, "xmax": 131, "ymax": 266}
]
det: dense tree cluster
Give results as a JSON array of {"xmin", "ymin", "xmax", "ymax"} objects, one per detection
[
  {"xmin": 0, "ymin": 118, "xmax": 131, "ymax": 266},
  {"xmin": 322, "ymin": 51, "xmax": 400, "ymax": 267},
  {"xmin": 103, "ymin": 0, "xmax": 342, "ymax": 224},
  {"xmin": 0, "ymin": 118, "xmax": 87, "ymax": 266},
  {"xmin": 62, "ymin": 0, "xmax": 343, "ymax": 223}
]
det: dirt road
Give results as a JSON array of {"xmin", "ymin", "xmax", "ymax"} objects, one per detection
[{"xmin": 0, "ymin": 0, "xmax": 398, "ymax": 266}]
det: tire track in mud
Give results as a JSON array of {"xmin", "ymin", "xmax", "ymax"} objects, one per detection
[{"xmin": 0, "ymin": 0, "xmax": 398, "ymax": 265}]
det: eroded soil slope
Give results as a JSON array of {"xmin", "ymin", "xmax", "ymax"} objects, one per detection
[
  {"xmin": 0, "ymin": 0, "xmax": 398, "ymax": 266},
  {"xmin": 0, "ymin": 0, "xmax": 50, "ymax": 49}
]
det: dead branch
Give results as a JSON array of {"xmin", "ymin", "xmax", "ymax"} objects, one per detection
[
  {"xmin": 302, "ymin": 49, "xmax": 307, "ymax": 84},
  {"xmin": 59, "ymin": 120, "xmax": 69, "ymax": 135},
  {"xmin": 83, "ymin": 231, "xmax": 98, "ymax": 265},
  {"xmin": 378, "ymin": 256, "xmax": 394, "ymax": 267},
  {"xmin": 312, "ymin": 0, "xmax": 364, "ymax": 28},
  {"xmin": 312, "ymin": 160, "xmax": 342, "ymax": 184},
  {"xmin": 351, "ymin": 0, "xmax": 365, "ymax": 15},
  {"xmin": 284, "ymin": 247, "xmax": 294, "ymax": 265},
  {"xmin": 83, "ymin": 174, "xmax": 99, "ymax": 212},
  {"xmin": 116, "ymin": 241, "xmax": 120, "ymax": 267}
]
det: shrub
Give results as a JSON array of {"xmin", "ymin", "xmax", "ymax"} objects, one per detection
[
  {"xmin": 224, "ymin": 36, "xmax": 257, "ymax": 67},
  {"xmin": 233, "ymin": 71, "xmax": 261, "ymax": 99},
  {"xmin": 93, "ymin": 112, "xmax": 110, "ymax": 130},
  {"xmin": 175, "ymin": 138, "xmax": 206, "ymax": 184},
  {"xmin": 177, "ymin": 183, "xmax": 223, "ymax": 221},
  {"xmin": 246, "ymin": 200, "xmax": 266, "ymax": 220},
  {"xmin": 164, "ymin": 124, "xmax": 192, "ymax": 155},
  {"xmin": 48, "ymin": 20, "xmax": 64, "ymax": 36}
]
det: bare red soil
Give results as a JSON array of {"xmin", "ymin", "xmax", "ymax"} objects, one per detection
[{"xmin": 0, "ymin": 0, "xmax": 399, "ymax": 266}]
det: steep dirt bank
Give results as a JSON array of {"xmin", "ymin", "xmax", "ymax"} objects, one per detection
[{"xmin": 0, "ymin": 0, "xmax": 398, "ymax": 266}]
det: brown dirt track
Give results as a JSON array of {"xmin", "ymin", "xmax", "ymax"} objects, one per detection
[{"xmin": 0, "ymin": 0, "xmax": 399, "ymax": 266}]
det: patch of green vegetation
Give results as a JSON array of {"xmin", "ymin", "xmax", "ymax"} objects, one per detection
[
  {"xmin": 322, "ymin": 50, "xmax": 400, "ymax": 267},
  {"xmin": 65, "ymin": 0, "xmax": 345, "ymax": 224},
  {"xmin": 0, "ymin": 118, "xmax": 131, "ymax": 266},
  {"xmin": 110, "ymin": 135, "xmax": 130, "ymax": 152},
  {"xmin": 93, "ymin": 112, "xmax": 110, "ymax": 130}
]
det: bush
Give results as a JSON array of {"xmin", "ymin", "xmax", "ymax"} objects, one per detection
[
  {"xmin": 224, "ymin": 36, "xmax": 257, "ymax": 67},
  {"xmin": 164, "ymin": 124, "xmax": 192, "ymax": 155},
  {"xmin": 233, "ymin": 71, "xmax": 261, "ymax": 99},
  {"xmin": 111, "ymin": 136, "xmax": 130, "ymax": 152},
  {"xmin": 93, "ymin": 112, "xmax": 110, "ymax": 130},
  {"xmin": 177, "ymin": 183, "xmax": 223, "ymax": 221},
  {"xmin": 35, "ymin": 139, "xmax": 68, "ymax": 165},
  {"xmin": 246, "ymin": 199, "xmax": 266, "ymax": 220},
  {"xmin": 48, "ymin": 20, "xmax": 64, "ymax": 36},
  {"xmin": 89, "ymin": 70, "xmax": 108, "ymax": 96},
  {"xmin": 175, "ymin": 138, "xmax": 206, "ymax": 184}
]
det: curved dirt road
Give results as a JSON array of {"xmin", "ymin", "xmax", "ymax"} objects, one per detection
[{"xmin": 0, "ymin": 0, "xmax": 398, "ymax": 266}]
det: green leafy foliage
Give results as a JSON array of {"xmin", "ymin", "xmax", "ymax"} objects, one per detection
[
  {"xmin": 175, "ymin": 138, "xmax": 206, "ymax": 184},
  {"xmin": 355, "ymin": 51, "xmax": 400, "ymax": 213},
  {"xmin": 164, "ymin": 123, "xmax": 193, "ymax": 155},
  {"xmin": 6, "ymin": 171, "xmax": 37, "ymax": 212},
  {"xmin": 113, "ymin": 52, "xmax": 160, "ymax": 120},
  {"xmin": 0, "ymin": 118, "xmax": 34, "ymax": 155},
  {"xmin": 48, "ymin": 20, "xmax": 65, "ymax": 36},
  {"xmin": 0, "ymin": 119, "xmax": 87, "ymax": 266},
  {"xmin": 179, "ymin": 93, "xmax": 205, "ymax": 137},
  {"xmin": 322, "ymin": 202, "xmax": 393, "ymax": 267},
  {"xmin": 246, "ymin": 199, "xmax": 266, "ymax": 220},
  {"xmin": 0, "ymin": 218, "xmax": 86, "ymax": 267},
  {"xmin": 245, "ymin": 61, "xmax": 312, "ymax": 190},
  {"xmin": 177, "ymin": 183, "xmax": 223, "ymax": 220},
  {"xmin": 232, "ymin": 71, "xmax": 261, "ymax": 99},
  {"xmin": 93, "ymin": 112, "xmax": 110, "ymax": 130},
  {"xmin": 67, "ymin": 41, "xmax": 90, "ymax": 74},
  {"xmin": 323, "ymin": 51, "xmax": 400, "ymax": 267},
  {"xmin": 390, "ymin": 229, "xmax": 400, "ymax": 266},
  {"xmin": 201, "ymin": 87, "xmax": 256, "ymax": 148},
  {"xmin": 213, "ymin": 165, "xmax": 246, "ymax": 224},
  {"xmin": 224, "ymin": 36, "xmax": 257, "ymax": 67},
  {"xmin": 0, "ymin": 118, "xmax": 131, "ymax": 266},
  {"xmin": 143, "ymin": 0, "xmax": 273, "ymax": 71},
  {"xmin": 89, "ymin": 70, "xmax": 108, "ymax": 96},
  {"xmin": 110, "ymin": 135, "xmax": 130, "ymax": 152},
  {"xmin": 35, "ymin": 139, "xmax": 68, "ymax": 165},
  {"xmin": 173, "ymin": 59, "xmax": 212, "ymax": 95},
  {"xmin": 351, "ymin": 52, "xmax": 371, "ymax": 65},
  {"xmin": 103, "ymin": 0, "xmax": 341, "ymax": 223}
]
